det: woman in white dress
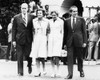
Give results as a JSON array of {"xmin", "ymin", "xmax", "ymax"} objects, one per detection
[
  {"xmin": 48, "ymin": 11, "xmax": 64, "ymax": 77},
  {"xmin": 30, "ymin": 8, "xmax": 49, "ymax": 76}
]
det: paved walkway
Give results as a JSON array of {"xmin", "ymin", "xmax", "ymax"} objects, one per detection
[{"xmin": 0, "ymin": 60, "xmax": 100, "ymax": 80}]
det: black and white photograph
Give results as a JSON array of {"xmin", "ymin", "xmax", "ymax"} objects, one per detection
[{"xmin": 0, "ymin": 0, "xmax": 100, "ymax": 80}]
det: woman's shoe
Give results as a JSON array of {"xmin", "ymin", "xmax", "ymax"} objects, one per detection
[
  {"xmin": 56, "ymin": 73, "xmax": 61, "ymax": 77},
  {"xmin": 51, "ymin": 74, "xmax": 56, "ymax": 78},
  {"xmin": 42, "ymin": 71, "xmax": 47, "ymax": 75},
  {"xmin": 34, "ymin": 73, "xmax": 41, "ymax": 77}
]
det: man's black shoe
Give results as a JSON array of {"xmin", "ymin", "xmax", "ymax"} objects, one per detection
[
  {"xmin": 34, "ymin": 73, "xmax": 41, "ymax": 77},
  {"xmin": 80, "ymin": 71, "xmax": 85, "ymax": 77},
  {"xmin": 28, "ymin": 66, "xmax": 32, "ymax": 74},
  {"xmin": 18, "ymin": 73, "xmax": 23, "ymax": 76},
  {"xmin": 65, "ymin": 74, "xmax": 73, "ymax": 79}
]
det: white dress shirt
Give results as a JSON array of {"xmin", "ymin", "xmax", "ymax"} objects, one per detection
[{"xmin": 71, "ymin": 16, "xmax": 76, "ymax": 29}]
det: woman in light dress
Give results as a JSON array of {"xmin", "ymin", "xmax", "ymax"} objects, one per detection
[
  {"xmin": 48, "ymin": 11, "xmax": 64, "ymax": 77},
  {"xmin": 30, "ymin": 8, "xmax": 50, "ymax": 77}
]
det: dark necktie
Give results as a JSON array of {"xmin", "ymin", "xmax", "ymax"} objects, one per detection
[
  {"xmin": 72, "ymin": 18, "xmax": 75, "ymax": 29},
  {"xmin": 23, "ymin": 15, "xmax": 26, "ymax": 26},
  {"xmin": 73, "ymin": 18, "xmax": 75, "ymax": 25}
]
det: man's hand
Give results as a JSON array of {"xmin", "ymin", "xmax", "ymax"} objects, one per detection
[
  {"xmin": 96, "ymin": 38, "xmax": 100, "ymax": 46},
  {"xmin": 12, "ymin": 41, "xmax": 16, "ymax": 48},
  {"xmin": 64, "ymin": 45, "xmax": 67, "ymax": 50},
  {"xmin": 96, "ymin": 42, "xmax": 99, "ymax": 46},
  {"xmin": 82, "ymin": 43, "xmax": 86, "ymax": 48}
]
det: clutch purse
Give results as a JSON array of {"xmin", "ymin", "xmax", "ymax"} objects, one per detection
[{"xmin": 61, "ymin": 49, "xmax": 67, "ymax": 57}]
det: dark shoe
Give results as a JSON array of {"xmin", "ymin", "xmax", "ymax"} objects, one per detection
[
  {"xmin": 18, "ymin": 73, "xmax": 23, "ymax": 76},
  {"xmin": 27, "ymin": 57, "xmax": 32, "ymax": 74},
  {"xmin": 85, "ymin": 58, "xmax": 88, "ymax": 61},
  {"xmin": 93, "ymin": 59, "xmax": 96, "ymax": 61},
  {"xmin": 80, "ymin": 71, "xmax": 85, "ymax": 77},
  {"xmin": 65, "ymin": 74, "xmax": 73, "ymax": 79},
  {"xmin": 28, "ymin": 66, "xmax": 32, "ymax": 74},
  {"xmin": 5, "ymin": 59, "xmax": 9, "ymax": 62},
  {"xmin": 34, "ymin": 73, "xmax": 41, "ymax": 77}
]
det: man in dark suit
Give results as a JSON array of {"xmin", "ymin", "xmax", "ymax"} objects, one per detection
[
  {"xmin": 64, "ymin": 6, "xmax": 87, "ymax": 79},
  {"xmin": 12, "ymin": 3, "xmax": 35, "ymax": 76}
]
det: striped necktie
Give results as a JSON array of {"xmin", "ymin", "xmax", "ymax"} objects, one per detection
[{"xmin": 23, "ymin": 15, "xmax": 26, "ymax": 26}]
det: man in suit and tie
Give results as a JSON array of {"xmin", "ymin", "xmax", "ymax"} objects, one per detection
[
  {"xmin": 12, "ymin": 3, "xmax": 35, "ymax": 76},
  {"xmin": 64, "ymin": 6, "xmax": 87, "ymax": 79}
]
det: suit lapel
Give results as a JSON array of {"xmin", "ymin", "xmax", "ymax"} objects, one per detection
[
  {"xmin": 73, "ymin": 17, "xmax": 78, "ymax": 30},
  {"xmin": 27, "ymin": 14, "xmax": 30, "ymax": 27},
  {"xmin": 20, "ymin": 14, "xmax": 24, "ymax": 23},
  {"xmin": 20, "ymin": 13, "xmax": 30, "ymax": 27},
  {"xmin": 75, "ymin": 17, "xmax": 78, "ymax": 25},
  {"xmin": 74, "ymin": 17, "xmax": 79, "ymax": 29},
  {"xmin": 68, "ymin": 18, "xmax": 73, "ymax": 30},
  {"xmin": 19, "ymin": 14, "xmax": 26, "ymax": 27}
]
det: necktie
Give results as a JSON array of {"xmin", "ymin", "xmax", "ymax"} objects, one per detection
[
  {"xmin": 23, "ymin": 15, "xmax": 26, "ymax": 26},
  {"xmin": 72, "ymin": 18, "xmax": 75, "ymax": 29}
]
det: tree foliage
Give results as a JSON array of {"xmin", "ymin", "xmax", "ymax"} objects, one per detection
[{"xmin": 0, "ymin": 0, "xmax": 37, "ymax": 45}]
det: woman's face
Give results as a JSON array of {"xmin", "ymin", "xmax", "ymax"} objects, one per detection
[
  {"xmin": 37, "ymin": 10, "xmax": 43, "ymax": 19},
  {"xmin": 52, "ymin": 12, "xmax": 57, "ymax": 20}
]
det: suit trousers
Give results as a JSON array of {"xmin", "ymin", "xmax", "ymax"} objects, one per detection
[
  {"xmin": 67, "ymin": 45, "xmax": 83, "ymax": 75},
  {"xmin": 6, "ymin": 42, "xmax": 11, "ymax": 60},
  {"xmin": 16, "ymin": 42, "xmax": 32, "ymax": 74}
]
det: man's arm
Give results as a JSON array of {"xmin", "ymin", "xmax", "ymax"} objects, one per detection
[
  {"xmin": 63, "ymin": 20, "xmax": 68, "ymax": 49},
  {"xmin": 12, "ymin": 16, "xmax": 17, "ymax": 47},
  {"xmin": 82, "ymin": 18, "xmax": 87, "ymax": 47}
]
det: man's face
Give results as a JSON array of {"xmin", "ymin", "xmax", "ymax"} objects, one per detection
[
  {"xmin": 45, "ymin": 5, "xmax": 49, "ymax": 10},
  {"xmin": 71, "ymin": 7, "xmax": 78, "ymax": 17},
  {"xmin": 21, "ymin": 4, "xmax": 28, "ymax": 15}
]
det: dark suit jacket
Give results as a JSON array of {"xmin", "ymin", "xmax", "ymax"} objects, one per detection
[
  {"xmin": 12, "ymin": 13, "xmax": 35, "ymax": 45},
  {"xmin": 64, "ymin": 16, "xmax": 87, "ymax": 47}
]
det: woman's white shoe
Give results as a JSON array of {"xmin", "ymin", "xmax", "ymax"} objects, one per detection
[
  {"xmin": 42, "ymin": 71, "xmax": 47, "ymax": 75},
  {"xmin": 51, "ymin": 74, "xmax": 56, "ymax": 78}
]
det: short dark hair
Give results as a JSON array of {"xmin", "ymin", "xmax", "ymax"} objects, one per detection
[
  {"xmin": 50, "ymin": 11, "xmax": 59, "ymax": 16},
  {"xmin": 36, "ymin": 8, "xmax": 45, "ymax": 16},
  {"xmin": 95, "ymin": 13, "xmax": 100, "ymax": 22},
  {"xmin": 45, "ymin": 5, "xmax": 49, "ymax": 8},
  {"xmin": 69, "ymin": 6, "xmax": 78, "ymax": 13}
]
